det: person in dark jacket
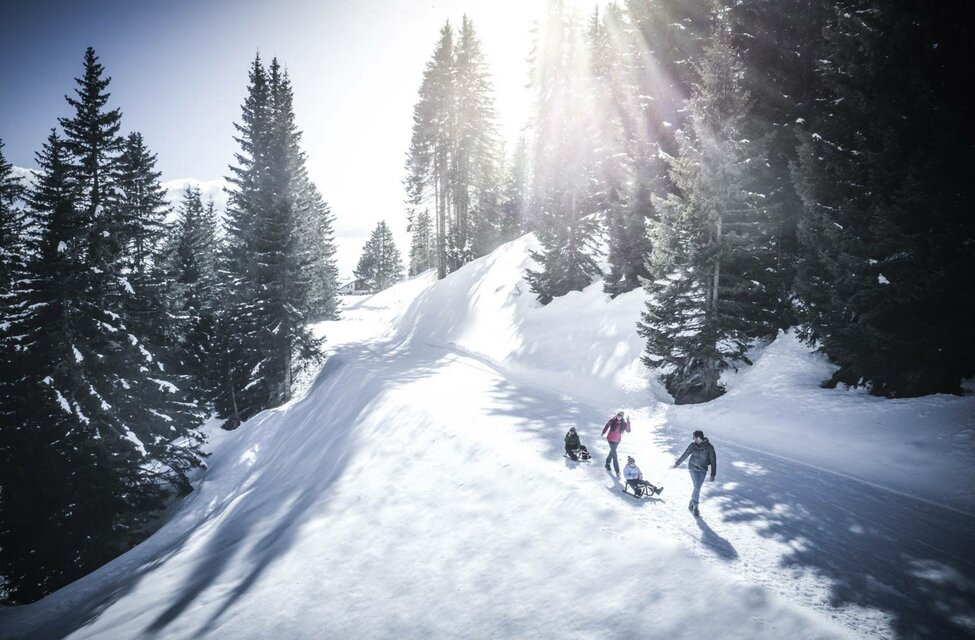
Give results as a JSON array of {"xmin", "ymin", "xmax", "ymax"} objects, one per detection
[
  {"xmin": 601, "ymin": 411, "xmax": 631, "ymax": 476},
  {"xmin": 564, "ymin": 427, "xmax": 589, "ymax": 460},
  {"xmin": 674, "ymin": 430, "xmax": 717, "ymax": 517}
]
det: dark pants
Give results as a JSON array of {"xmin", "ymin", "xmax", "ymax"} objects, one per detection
[
  {"xmin": 565, "ymin": 444, "xmax": 589, "ymax": 460},
  {"xmin": 605, "ymin": 441, "xmax": 620, "ymax": 473}
]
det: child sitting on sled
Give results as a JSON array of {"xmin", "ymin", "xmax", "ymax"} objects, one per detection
[{"xmin": 623, "ymin": 456, "xmax": 663, "ymax": 497}]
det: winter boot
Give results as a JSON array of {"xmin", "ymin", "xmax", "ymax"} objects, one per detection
[
  {"xmin": 688, "ymin": 500, "xmax": 695, "ymax": 513},
  {"xmin": 655, "ymin": 486, "xmax": 664, "ymax": 496},
  {"xmin": 693, "ymin": 504, "xmax": 700, "ymax": 517}
]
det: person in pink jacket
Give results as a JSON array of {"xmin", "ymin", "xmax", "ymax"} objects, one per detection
[{"xmin": 601, "ymin": 411, "xmax": 631, "ymax": 476}]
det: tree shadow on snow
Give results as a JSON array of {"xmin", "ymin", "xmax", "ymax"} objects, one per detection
[
  {"xmin": 143, "ymin": 344, "xmax": 449, "ymax": 636},
  {"xmin": 2, "ymin": 343, "xmax": 449, "ymax": 640},
  {"xmin": 657, "ymin": 430, "xmax": 975, "ymax": 639}
]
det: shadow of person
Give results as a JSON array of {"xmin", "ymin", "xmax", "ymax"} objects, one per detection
[{"xmin": 695, "ymin": 515, "xmax": 739, "ymax": 561}]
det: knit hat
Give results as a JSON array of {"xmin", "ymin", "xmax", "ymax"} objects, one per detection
[{"xmin": 693, "ymin": 430, "xmax": 705, "ymax": 439}]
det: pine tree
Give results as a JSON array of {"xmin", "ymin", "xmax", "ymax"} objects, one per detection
[
  {"xmin": 587, "ymin": 5, "xmax": 655, "ymax": 297},
  {"xmin": 114, "ymin": 131, "xmax": 169, "ymax": 276},
  {"xmin": 0, "ymin": 139, "xmax": 28, "ymax": 450},
  {"xmin": 408, "ymin": 208, "xmax": 436, "ymax": 276},
  {"xmin": 791, "ymin": 0, "xmax": 975, "ymax": 396},
  {"xmin": 497, "ymin": 137, "xmax": 529, "ymax": 243},
  {"xmin": 638, "ymin": 26, "xmax": 779, "ymax": 403},
  {"xmin": 219, "ymin": 56, "xmax": 324, "ymax": 425},
  {"xmin": 405, "ymin": 17, "xmax": 503, "ymax": 278},
  {"xmin": 524, "ymin": 0, "xmax": 602, "ymax": 304},
  {"xmin": 164, "ymin": 186, "xmax": 219, "ymax": 399},
  {"xmin": 59, "ymin": 47, "xmax": 124, "ymax": 272},
  {"xmin": 300, "ymin": 182, "xmax": 339, "ymax": 322},
  {"xmin": 0, "ymin": 127, "xmax": 202, "ymax": 603},
  {"xmin": 727, "ymin": 0, "xmax": 827, "ymax": 325},
  {"xmin": 355, "ymin": 220, "xmax": 404, "ymax": 292},
  {"xmin": 218, "ymin": 55, "xmax": 270, "ymax": 426},
  {"xmin": 0, "ymin": 138, "xmax": 27, "ymax": 305},
  {"xmin": 1, "ymin": 49, "xmax": 205, "ymax": 601},
  {"xmin": 453, "ymin": 15, "xmax": 503, "ymax": 264}
]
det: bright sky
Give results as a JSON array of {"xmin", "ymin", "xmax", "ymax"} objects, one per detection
[{"xmin": 0, "ymin": 0, "xmax": 601, "ymax": 279}]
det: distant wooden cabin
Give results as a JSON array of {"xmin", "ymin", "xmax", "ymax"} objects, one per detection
[{"xmin": 338, "ymin": 279, "xmax": 370, "ymax": 295}]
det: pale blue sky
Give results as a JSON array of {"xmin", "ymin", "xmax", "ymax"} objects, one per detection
[{"xmin": 0, "ymin": 0, "xmax": 576, "ymax": 277}]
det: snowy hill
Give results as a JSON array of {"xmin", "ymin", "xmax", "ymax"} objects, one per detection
[{"xmin": 2, "ymin": 234, "xmax": 974, "ymax": 640}]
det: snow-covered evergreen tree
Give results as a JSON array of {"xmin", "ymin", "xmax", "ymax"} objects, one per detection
[
  {"xmin": 453, "ymin": 15, "xmax": 503, "ymax": 264},
  {"xmin": 408, "ymin": 208, "xmax": 436, "ymax": 276},
  {"xmin": 791, "ymin": 0, "xmax": 975, "ymax": 396},
  {"xmin": 300, "ymin": 181, "xmax": 339, "ymax": 322},
  {"xmin": 586, "ymin": 5, "xmax": 654, "ymax": 298},
  {"xmin": 164, "ymin": 186, "xmax": 220, "ymax": 401},
  {"xmin": 638, "ymin": 26, "xmax": 779, "ymax": 404},
  {"xmin": 405, "ymin": 17, "xmax": 503, "ymax": 278},
  {"xmin": 219, "ymin": 55, "xmax": 325, "ymax": 426},
  {"xmin": 0, "ymin": 122, "xmax": 202, "ymax": 603},
  {"xmin": 496, "ymin": 136, "xmax": 529, "ymax": 243},
  {"xmin": 355, "ymin": 220, "xmax": 403, "ymax": 292},
  {"xmin": 524, "ymin": 1, "xmax": 602, "ymax": 305},
  {"xmin": 0, "ymin": 138, "xmax": 27, "ymax": 308},
  {"xmin": 0, "ymin": 139, "xmax": 28, "ymax": 454},
  {"xmin": 114, "ymin": 132, "xmax": 168, "ymax": 276},
  {"xmin": 0, "ymin": 51, "xmax": 206, "ymax": 602}
]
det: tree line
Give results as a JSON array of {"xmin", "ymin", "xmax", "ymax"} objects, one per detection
[
  {"xmin": 0, "ymin": 48, "xmax": 339, "ymax": 603},
  {"xmin": 406, "ymin": 0, "xmax": 973, "ymax": 403}
]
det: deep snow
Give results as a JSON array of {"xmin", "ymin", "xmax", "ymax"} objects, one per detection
[{"xmin": 2, "ymin": 234, "xmax": 974, "ymax": 640}]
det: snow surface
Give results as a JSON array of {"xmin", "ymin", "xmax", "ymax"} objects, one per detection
[{"xmin": 2, "ymin": 234, "xmax": 974, "ymax": 640}]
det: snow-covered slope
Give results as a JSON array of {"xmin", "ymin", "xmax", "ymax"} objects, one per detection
[{"xmin": 2, "ymin": 234, "xmax": 973, "ymax": 640}]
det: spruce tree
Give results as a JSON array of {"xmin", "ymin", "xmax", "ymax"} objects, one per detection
[
  {"xmin": 300, "ymin": 182, "xmax": 339, "ymax": 322},
  {"xmin": 408, "ymin": 208, "xmax": 436, "ymax": 276},
  {"xmin": 497, "ymin": 137, "xmax": 529, "ymax": 243},
  {"xmin": 164, "ymin": 186, "xmax": 219, "ymax": 400},
  {"xmin": 638, "ymin": 26, "xmax": 779, "ymax": 403},
  {"xmin": 453, "ymin": 15, "xmax": 503, "ymax": 264},
  {"xmin": 0, "ymin": 138, "xmax": 27, "ymax": 305},
  {"xmin": 218, "ymin": 55, "xmax": 270, "ymax": 426},
  {"xmin": 0, "ymin": 126, "xmax": 202, "ymax": 603},
  {"xmin": 405, "ymin": 17, "xmax": 503, "ymax": 278},
  {"xmin": 1, "ymin": 50, "xmax": 205, "ymax": 602},
  {"xmin": 0, "ymin": 139, "xmax": 28, "ymax": 451},
  {"xmin": 524, "ymin": 1, "xmax": 602, "ymax": 304},
  {"xmin": 355, "ymin": 220, "xmax": 404, "ymax": 292},
  {"xmin": 727, "ymin": 0, "xmax": 828, "ymax": 325},
  {"xmin": 219, "ymin": 56, "xmax": 324, "ymax": 424},
  {"xmin": 115, "ymin": 131, "xmax": 169, "ymax": 276},
  {"xmin": 791, "ymin": 0, "xmax": 975, "ymax": 396},
  {"xmin": 587, "ymin": 5, "xmax": 654, "ymax": 298}
]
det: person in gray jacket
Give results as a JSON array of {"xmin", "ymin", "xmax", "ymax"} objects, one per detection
[{"xmin": 674, "ymin": 430, "xmax": 717, "ymax": 517}]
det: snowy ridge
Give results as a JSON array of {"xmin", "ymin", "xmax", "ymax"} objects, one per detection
[{"xmin": 2, "ymin": 234, "xmax": 973, "ymax": 639}]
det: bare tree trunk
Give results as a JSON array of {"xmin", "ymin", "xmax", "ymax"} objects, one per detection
[
  {"xmin": 703, "ymin": 213, "xmax": 723, "ymax": 401},
  {"xmin": 282, "ymin": 342, "xmax": 292, "ymax": 404},
  {"xmin": 226, "ymin": 360, "xmax": 241, "ymax": 430},
  {"xmin": 436, "ymin": 167, "xmax": 446, "ymax": 279}
]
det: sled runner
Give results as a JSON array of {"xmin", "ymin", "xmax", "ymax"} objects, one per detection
[
  {"xmin": 564, "ymin": 447, "xmax": 591, "ymax": 462},
  {"xmin": 622, "ymin": 481, "xmax": 663, "ymax": 498}
]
